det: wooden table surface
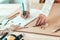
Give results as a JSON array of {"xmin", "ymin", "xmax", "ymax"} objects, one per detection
[{"xmin": 12, "ymin": 3, "xmax": 60, "ymax": 37}]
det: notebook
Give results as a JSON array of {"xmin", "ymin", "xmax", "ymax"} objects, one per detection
[
  {"xmin": 0, "ymin": 8, "xmax": 42, "ymax": 30},
  {"xmin": 8, "ymin": 9, "xmax": 42, "ymax": 27}
]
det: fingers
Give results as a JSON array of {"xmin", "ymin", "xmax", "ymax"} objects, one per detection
[
  {"xmin": 21, "ymin": 13, "xmax": 24, "ymax": 18},
  {"xmin": 21, "ymin": 11, "xmax": 30, "ymax": 18},
  {"xmin": 37, "ymin": 18, "xmax": 41, "ymax": 26},
  {"xmin": 35, "ymin": 17, "xmax": 40, "ymax": 26},
  {"xmin": 35, "ymin": 14, "xmax": 46, "ymax": 26},
  {"xmin": 37, "ymin": 17, "xmax": 42, "ymax": 26},
  {"xmin": 40, "ymin": 17, "xmax": 46, "ymax": 25}
]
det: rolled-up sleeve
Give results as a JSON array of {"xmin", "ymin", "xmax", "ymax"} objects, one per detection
[{"xmin": 41, "ymin": 0, "xmax": 54, "ymax": 17}]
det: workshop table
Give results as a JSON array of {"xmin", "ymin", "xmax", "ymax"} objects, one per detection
[{"xmin": 16, "ymin": 3, "xmax": 60, "ymax": 40}]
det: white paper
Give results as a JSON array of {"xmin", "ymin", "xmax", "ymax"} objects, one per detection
[{"xmin": 8, "ymin": 9, "xmax": 42, "ymax": 27}]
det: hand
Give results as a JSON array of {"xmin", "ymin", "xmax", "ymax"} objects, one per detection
[
  {"xmin": 21, "ymin": 11, "xmax": 30, "ymax": 18},
  {"xmin": 35, "ymin": 14, "xmax": 47, "ymax": 26}
]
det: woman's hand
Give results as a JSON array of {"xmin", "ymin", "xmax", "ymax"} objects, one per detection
[
  {"xmin": 21, "ymin": 11, "xmax": 30, "ymax": 18},
  {"xmin": 35, "ymin": 14, "xmax": 47, "ymax": 26}
]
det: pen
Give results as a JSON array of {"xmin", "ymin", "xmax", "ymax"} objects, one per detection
[{"xmin": 22, "ymin": 2, "xmax": 26, "ymax": 16}]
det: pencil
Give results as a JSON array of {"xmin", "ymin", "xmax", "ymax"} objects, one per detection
[{"xmin": 22, "ymin": 2, "xmax": 26, "ymax": 16}]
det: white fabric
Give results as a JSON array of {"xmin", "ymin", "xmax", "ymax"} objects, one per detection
[
  {"xmin": 22, "ymin": 0, "xmax": 30, "ymax": 11},
  {"xmin": 41, "ymin": 0, "xmax": 54, "ymax": 17}
]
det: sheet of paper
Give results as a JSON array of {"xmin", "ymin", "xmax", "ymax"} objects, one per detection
[{"xmin": 8, "ymin": 9, "xmax": 42, "ymax": 27}]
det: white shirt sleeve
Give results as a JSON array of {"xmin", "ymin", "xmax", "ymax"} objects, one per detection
[
  {"xmin": 41, "ymin": 0, "xmax": 54, "ymax": 17},
  {"xmin": 22, "ymin": 0, "xmax": 30, "ymax": 11}
]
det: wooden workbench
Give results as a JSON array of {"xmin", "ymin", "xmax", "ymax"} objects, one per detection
[
  {"xmin": 0, "ymin": 3, "xmax": 60, "ymax": 40},
  {"xmin": 16, "ymin": 3, "xmax": 60, "ymax": 38}
]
